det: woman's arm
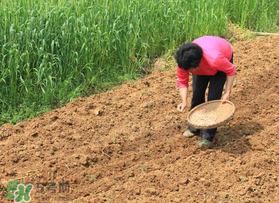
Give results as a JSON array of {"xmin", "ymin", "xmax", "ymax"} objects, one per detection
[
  {"xmin": 177, "ymin": 87, "xmax": 188, "ymax": 112},
  {"xmin": 222, "ymin": 75, "xmax": 235, "ymax": 103}
]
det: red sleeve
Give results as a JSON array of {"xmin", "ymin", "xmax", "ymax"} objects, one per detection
[
  {"xmin": 177, "ymin": 66, "xmax": 189, "ymax": 88},
  {"xmin": 214, "ymin": 55, "xmax": 236, "ymax": 76}
]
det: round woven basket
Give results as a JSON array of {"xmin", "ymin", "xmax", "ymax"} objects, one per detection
[{"xmin": 187, "ymin": 100, "xmax": 235, "ymax": 129}]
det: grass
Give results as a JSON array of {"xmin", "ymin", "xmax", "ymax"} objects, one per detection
[
  {"xmin": 227, "ymin": 0, "xmax": 279, "ymax": 32},
  {"xmin": 140, "ymin": 164, "xmax": 148, "ymax": 173},
  {"xmin": 0, "ymin": 0, "xmax": 279, "ymax": 125},
  {"xmin": 274, "ymin": 140, "xmax": 279, "ymax": 147},
  {"xmin": 84, "ymin": 175, "xmax": 97, "ymax": 181},
  {"xmin": 239, "ymin": 176, "xmax": 246, "ymax": 184}
]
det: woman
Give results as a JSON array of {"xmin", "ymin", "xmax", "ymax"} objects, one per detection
[{"xmin": 175, "ymin": 36, "xmax": 235, "ymax": 146}]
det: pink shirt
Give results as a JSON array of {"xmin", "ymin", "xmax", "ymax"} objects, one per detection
[{"xmin": 177, "ymin": 36, "xmax": 235, "ymax": 88}]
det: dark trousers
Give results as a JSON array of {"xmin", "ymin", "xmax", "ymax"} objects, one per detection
[{"xmin": 189, "ymin": 56, "xmax": 233, "ymax": 141}]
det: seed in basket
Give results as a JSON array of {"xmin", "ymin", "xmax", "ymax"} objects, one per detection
[{"xmin": 190, "ymin": 109, "xmax": 218, "ymax": 126}]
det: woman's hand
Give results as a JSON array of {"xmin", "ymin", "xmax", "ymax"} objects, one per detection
[
  {"xmin": 222, "ymin": 92, "xmax": 230, "ymax": 103},
  {"xmin": 177, "ymin": 102, "xmax": 187, "ymax": 112}
]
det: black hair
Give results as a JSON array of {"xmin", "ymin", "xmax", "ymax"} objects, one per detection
[{"xmin": 175, "ymin": 43, "xmax": 203, "ymax": 70}]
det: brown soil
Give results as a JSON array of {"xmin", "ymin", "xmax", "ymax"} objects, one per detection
[{"xmin": 1, "ymin": 36, "xmax": 279, "ymax": 203}]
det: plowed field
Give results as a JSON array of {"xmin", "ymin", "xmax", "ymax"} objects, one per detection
[{"xmin": 1, "ymin": 36, "xmax": 279, "ymax": 203}]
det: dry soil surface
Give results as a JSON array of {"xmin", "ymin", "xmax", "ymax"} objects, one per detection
[{"xmin": 1, "ymin": 36, "xmax": 279, "ymax": 203}]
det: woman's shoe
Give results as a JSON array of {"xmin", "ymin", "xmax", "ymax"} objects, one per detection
[
  {"xmin": 183, "ymin": 130, "xmax": 195, "ymax": 138},
  {"xmin": 196, "ymin": 139, "xmax": 211, "ymax": 146}
]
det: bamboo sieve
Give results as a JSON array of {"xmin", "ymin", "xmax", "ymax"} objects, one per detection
[{"xmin": 187, "ymin": 100, "xmax": 235, "ymax": 129}]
